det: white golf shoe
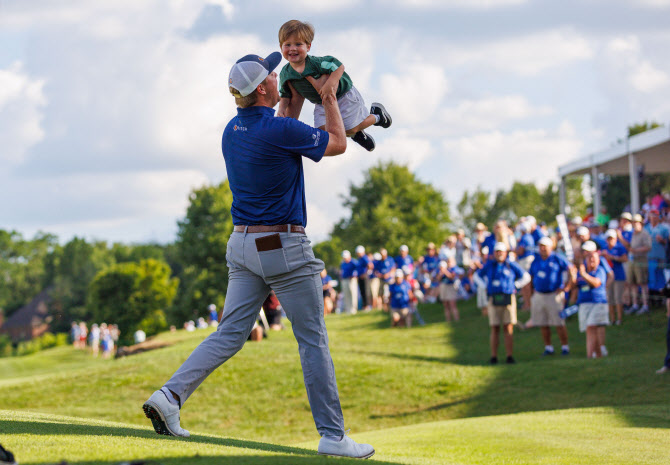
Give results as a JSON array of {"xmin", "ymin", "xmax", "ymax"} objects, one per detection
[
  {"xmin": 318, "ymin": 433, "xmax": 375, "ymax": 459},
  {"xmin": 142, "ymin": 390, "xmax": 190, "ymax": 437}
]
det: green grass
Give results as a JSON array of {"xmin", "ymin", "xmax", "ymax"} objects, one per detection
[{"xmin": 2, "ymin": 300, "xmax": 670, "ymax": 464}]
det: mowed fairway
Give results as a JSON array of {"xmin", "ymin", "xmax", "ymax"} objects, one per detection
[{"xmin": 2, "ymin": 301, "xmax": 670, "ymax": 464}]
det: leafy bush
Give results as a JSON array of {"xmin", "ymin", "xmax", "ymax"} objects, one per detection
[
  {"xmin": 0, "ymin": 335, "xmax": 13, "ymax": 358},
  {"xmin": 13, "ymin": 332, "xmax": 69, "ymax": 357},
  {"xmin": 138, "ymin": 309, "xmax": 168, "ymax": 338}
]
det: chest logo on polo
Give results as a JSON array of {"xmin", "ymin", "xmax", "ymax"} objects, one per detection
[{"xmin": 234, "ymin": 125, "xmax": 247, "ymax": 132}]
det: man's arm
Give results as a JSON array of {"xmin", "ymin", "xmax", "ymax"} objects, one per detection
[
  {"xmin": 321, "ymin": 83, "xmax": 347, "ymax": 156},
  {"xmin": 277, "ymin": 81, "xmax": 305, "ymax": 119}
]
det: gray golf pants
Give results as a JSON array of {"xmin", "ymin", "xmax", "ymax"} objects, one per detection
[{"xmin": 164, "ymin": 229, "xmax": 345, "ymax": 437}]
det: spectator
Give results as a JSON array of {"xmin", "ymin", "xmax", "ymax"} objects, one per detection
[
  {"xmin": 100, "ymin": 323, "xmax": 114, "ymax": 359},
  {"xmin": 571, "ymin": 241, "xmax": 609, "ymax": 358},
  {"xmin": 375, "ymin": 248, "xmax": 396, "ymax": 310},
  {"xmin": 529, "ymin": 237, "xmax": 572, "ymax": 356},
  {"xmin": 262, "ymin": 291, "xmax": 284, "ymax": 331},
  {"xmin": 355, "ymin": 246, "xmax": 372, "ymax": 311},
  {"xmin": 208, "ymin": 304, "xmax": 219, "ymax": 327},
  {"xmin": 493, "ymin": 220, "xmax": 516, "ymax": 260},
  {"xmin": 89, "ymin": 323, "xmax": 100, "ymax": 357},
  {"xmin": 655, "ymin": 277, "xmax": 670, "ymax": 374},
  {"xmin": 439, "ymin": 235, "xmax": 457, "ymax": 262},
  {"xmin": 320, "ymin": 268, "xmax": 337, "ymax": 315},
  {"xmin": 647, "ymin": 209, "xmax": 670, "ymax": 293},
  {"xmin": 134, "ymin": 329, "xmax": 147, "ymax": 344},
  {"xmin": 596, "ymin": 206, "xmax": 611, "ymax": 228},
  {"xmin": 389, "ymin": 269, "xmax": 413, "ymax": 327},
  {"xmin": 395, "ymin": 244, "xmax": 414, "ymax": 272},
  {"xmin": 370, "ymin": 252, "xmax": 383, "ymax": 310},
  {"xmin": 602, "ymin": 229, "xmax": 628, "ymax": 325},
  {"xmin": 516, "ymin": 221, "xmax": 535, "ymax": 310},
  {"xmin": 641, "ymin": 195, "xmax": 654, "ymax": 221},
  {"xmin": 473, "ymin": 222, "xmax": 492, "ymax": 262},
  {"xmin": 78, "ymin": 322, "xmax": 88, "ymax": 350},
  {"xmin": 196, "ymin": 317, "xmax": 208, "ymax": 329},
  {"xmin": 339, "ymin": 250, "xmax": 358, "ymax": 314},
  {"xmin": 71, "ymin": 322, "xmax": 81, "ymax": 348},
  {"xmin": 617, "ymin": 212, "xmax": 634, "ymax": 307},
  {"xmin": 437, "ymin": 258, "xmax": 463, "ymax": 322},
  {"xmin": 455, "ymin": 229, "xmax": 472, "ymax": 268},
  {"xmin": 526, "ymin": 215, "xmax": 546, "ymax": 245},
  {"xmin": 421, "ymin": 243, "xmax": 440, "ymax": 302},
  {"xmin": 477, "ymin": 242, "xmax": 530, "ymax": 364}
]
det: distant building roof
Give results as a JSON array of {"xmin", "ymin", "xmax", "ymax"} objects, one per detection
[{"xmin": 0, "ymin": 289, "xmax": 52, "ymax": 330}]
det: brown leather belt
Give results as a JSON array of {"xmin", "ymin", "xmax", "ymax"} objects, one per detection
[{"xmin": 233, "ymin": 224, "xmax": 305, "ymax": 234}]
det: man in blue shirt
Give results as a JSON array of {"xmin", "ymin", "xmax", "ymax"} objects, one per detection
[
  {"xmin": 529, "ymin": 237, "xmax": 573, "ymax": 356},
  {"xmin": 355, "ymin": 246, "xmax": 371, "ymax": 311},
  {"xmin": 389, "ymin": 269, "xmax": 414, "ymax": 327},
  {"xmin": 647, "ymin": 209, "xmax": 670, "ymax": 292},
  {"xmin": 395, "ymin": 244, "xmax": 414, "ymax": 272},
  {"xmin": 477, "ymin": 242, "xmax": 530, "ymax": 364},
  {"xmin": 340, "ymin": 250, "xmax": 359, "ymax": 314},
  {"xmin": 375, "ymin": 248, "xmax": 396, "ymax": 311},
  {"xmin": 143, "ymin": 51, "xmax": 373, "ymax": 459},
  {"xmin": 602, "ymin": 230, "xmax": 628, "ymax": 325}
]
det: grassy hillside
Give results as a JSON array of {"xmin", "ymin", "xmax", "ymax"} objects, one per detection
[{"xmin": 1, "ymin": 300, "xmax": 669, "ymax": 463}]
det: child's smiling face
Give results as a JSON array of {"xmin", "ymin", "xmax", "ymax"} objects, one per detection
[{"xmin": 281, "ymin": 33, "xmax": 310, "ymax": 66}]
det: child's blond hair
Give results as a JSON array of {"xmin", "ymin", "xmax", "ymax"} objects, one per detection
[{"xmin": 278, "ymin": 20, "xmax": 315, "ymax": 45}]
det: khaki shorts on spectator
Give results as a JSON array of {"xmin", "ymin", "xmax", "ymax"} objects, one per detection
[
  {"xmin": 607, "ymin": 281, "xmax": 625, "ymax": 305},
  {"xmin": 624, "ymin": 261, "xmax": 633, "ymax": 284},
  {"xmin": 629, "ymin": 261, "xmax": 648, "ymax": 285},
  {"xmin": 530, "ymin": 292, "xmax": 565, "ymax": 327},
  {"xmin": 517, "ymin": 255, "xmax": 535, "ymax": 272},
  {"xmin": 477, "ymin": 286, "xmax": 488, "ymax": 308},
  {"xmin": 370, "ymin": 278, "xmax": 381, "ymax": 298},
  {"xmin": 391, "ymin": 307, "xmax": 409, "ymax": 319},
  {"xmin": 487, "ymin": 295, "xmax": 517, "ymax": 326},
  {"xmin": 439, "ymin": 282, "xmax": 458, "ymax": 301},
  {"xmin": 578, "ymin": 302, "xmax": 610, "ymax": 332}
]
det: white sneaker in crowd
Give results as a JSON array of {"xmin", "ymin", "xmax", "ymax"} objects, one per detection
[
  {"xmin": 637, "ymin": 305, "xmax": 650, "ymax": 315},
  {"xmin": 656, "ymin": 366, "xmax": 669, "ymax": 374},
  {"xmin": 143, "ymin": 390, "xmax": 190, "ymax": 437},
  {"xmin": 318, "ymin": 434, "xmax": 375, "ymax": 459},
  {"xmin": 600, "ymin": 346, "xmax": 608, "ymax": 357}
]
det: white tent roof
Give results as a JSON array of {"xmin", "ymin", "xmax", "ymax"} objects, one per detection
[{"xmin": 558, "ymin": 125, "xmax": 670, "ymax": 178}]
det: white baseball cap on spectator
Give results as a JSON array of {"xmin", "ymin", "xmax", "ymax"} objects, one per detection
[
  {"xmin": 475, "ymin": 222, "xmax": 487, "ymax": 231},
  {"xmin": 519, "ymin": 222, "xmax": 530, "ymax": 232},
  {"xmin": 620, "ymin": 212, "xmax": 633, "ymax": 221},
  {"xmin": 342, "ymin": 250, "xmax": 351, "ymax": 259},
  {"xmin": 373, "ymin": 252, "xmax": 382, "ymax": 260},
  {"xmin": 355, "ymin": 245, "xmax": 365, "ymax": 254},
  {"xmin": 576, "ymin": 226, "xmax": 589, "ymax": 237},
  {"xmin": 572, "ymin": 216, "xmax": 583, "ymax": 225},
  {"xmin": 208, "ymin": 304, "xmax": 216, "ymax": 311},
  {"xmin": 493, "ymin": 242, "xmax": 508, "ymax": 252},
  {"xmin": 632, "ymin": 214, "xmax": 643, "ymax": 223},
  {"xmin": 581, "ymin": 241, "xmax": 597, "ymax": 252},
  {"xmin": 538, "ymin": 237, "xmax": 553, "ymax": 247},
  {"xmin": 395, "ymin": 269, "xmax": 404, "ymax": 278},
  {"xmin": 527, "ymin": 215, "xmax": 537, "ymax": 225},
  {"xmin": 399, "ymin": 244, "xmax": 409, "ymax": 252},
  {"xmin": 605, "ymin": 229, "xmax": 617, "ymax": 239}
]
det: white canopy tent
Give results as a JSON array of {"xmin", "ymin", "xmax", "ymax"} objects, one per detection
[{"xmin": 558, "ymin": 125, "xmax": 670, "ymax": 216}]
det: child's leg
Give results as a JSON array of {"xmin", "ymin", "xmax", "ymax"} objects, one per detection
[{"xmin": 346, "ymin": 115, "xmax": 377, "ymax": 136}]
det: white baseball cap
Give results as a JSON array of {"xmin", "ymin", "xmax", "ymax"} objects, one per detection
[
  {"xmin": 494, "ymin": 242, "xmax": 508, "ymax": 252},
  {"xmin": 395, "ymin": 269, "xmax": 404, "ymax": 278},
  {"xmin": 373, "ymin": 252, "xmax": 382, "ymax": 260},
  {"xmin": 538, "ymin": 237, "xmax": 553, "ymax": 247},
  {"xmin": 581, "ymin": 241, "xmax": 597, "ymax": 252},
  {"xmin": 228, "ymin": 52, "xmax": 282, "ymax": 97},
  {"xmin": 605, "ymin": 229, "xmax": 617, "ymax": 239},
  {"xmin": 342, "ymin": 250, "xmax": 351, "ymax": 259},
  {"xmin": 576, "ymin": 226, "xmax": 589, "ymax": 236},
  {"xmin": 208, "ymin": 304, "xmax": 216, "ymax": 311},
  {"xmin": 572, "ymin": 216, "xmax": 583, "ymax": 225},
  {"xmin": 620, "ymin": 212, "xmax": 633, "ymax": 221},
  {"xmin": 355, "ymin": 245, "xmax": 365, "ymax": 254},
  {"xmin": 399, "ymin": 244, "xmax": 409, "ymax": 252}
]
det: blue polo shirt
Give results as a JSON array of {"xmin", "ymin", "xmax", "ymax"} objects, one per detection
[
  {"xmin": 222, "ymin": 106, "xmax": 329, "ymax": 226},
  {"xmin": 440, "ymin": 266, "xmax": 464, "ymax": 284},
  {"xmin": 531, "ymin": 228, "xmax": 545, "ymax": 244},
  {"xmin": 477, "ymin": 259, "xmax": 526, "ymax": 295},
  {"xmin": 529, "ymin": 253, "xmax": 570, "ymax": 293},
  {"xmin": 482, "ymin": 235, "xmax": 496, "ymax": 259},
  {"xmin": 422, "ymin": 255, "xmax": 440, "ymax": 273},
  {"xmin": 648, "ymin": 223, "xmax": 670, "ymax": 260},
  {"xmin": 604, "ymin": 243, "xmax": 627, "ymax": 281},
  {"xmin": 395, "ymin": 254, "xmax": 414, "ymax": 270},
  {"xmin": 517, "ymin": 233, "xmax": 535, "ymax": 259},
  {"xmin": 376, "ymin": 258, "xmax": 396, "ymax": 282},
  {"xmin": 355, "ymin": 254, "xmax": 371, "ymax": 277},
  {"xmin": 576, "ymin": 265, "xmax": 608, "ymax": 304},
  {"xmin": 340, "ymin": 260, "xmax": 358, "ymax": 279},
  {"xmin": 389, "ymin": 281, "xmax": 412, "ymax": 309}
]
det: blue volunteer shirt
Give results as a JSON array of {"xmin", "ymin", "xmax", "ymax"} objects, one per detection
[
  {"xmin": 648, "ymin": 223, "xmax": 670, "ymax": 260},
  {"xmin": 531, "ymin": 228, "xmax": 545, "ymax": 244},
  {"xmin": 422, "ymin": 255, "xmax": 440, "ymax": 273},
  {"xmin": 576, "ymin": 265, "xmax": 608, "ymax": 304},
  {"xmin": 529, "ymin": 253, "xmax": 570, "ymax": 293},
  {"xmin": 376, "ymin": 258, "xmax": 396, "ymax": 282},
  {"xmin": 389, "ymin": 281, "xmax": 412, "ymax": 309},
  {"xmin": 321, "ymin": 274, "xmax": 332, "ymax": 286},
  {"xmin": 222, "ymin": 106, "xmax": 329, "ymax": 226},
  {"xmin": 340, "ymin": 260, "xmax": 358, "ymax": 279},
  {"xmin": 478, "ymin": 259, "xmax": 526, "ymax": 295},
  {"xmin": 482, "ymin": 235, "xmax": 496, "ymax": 259},
  {"xmin": 517, "ymin": 233, "xmax": 535, "ymax": 259},
  {"xmin": 355, "ymin": 254, "xmax": 371, "ymax": 277},
  {"xmin": 395, "ymin": 254, "xmax": 414, "ymax": 270},
  {"xmin": 440, "ymin": 266, "xmax": 464, "ymax": 284},
  {"xmin": 605, "ymin": 244, "xmax": 627, "ymax": 281}
]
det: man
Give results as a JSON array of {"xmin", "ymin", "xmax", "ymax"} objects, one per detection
[
  {"xmin": 395, "ymin": 244, "xmax": 414, "ymax": 272},
  {"xmin": 340, "ymin": 250, "xmax": 359, "ymax": 314},
  {"xmin": 354, "ymin": 245, "xmax": 371, "ymax": 311},
  {"xmin": 477, "ymin": 242, "xmax": 530, "ymax": 364},
  {"xmin": 623, "ymin": 214, "xmax": 652, "ymax": 315},
  {"xmin": 375, "ymin": 248, "xmax": 396, "ymax": 310},
  {"xmin": 647, "ymin": 209, "xmax": 670, "ymax": 294},
  {"xmin": 617, "ymin": 212, "xmax": 634, "ymax": 307},
  {"xmin": 529, "ymin": 237, "xmax": 573, "ymax": 355},
  {"xmin": 142, "ymin": 52, "xmax": 374, "ymax": 459},
  {"xmin": 601, "ymin": 229, "xmax": 627, "ymax": 325},
  {"xmin": 454, "ymin": 229, "xmax": 472, "ymax": 269}
]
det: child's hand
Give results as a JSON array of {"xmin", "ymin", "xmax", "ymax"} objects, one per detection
[{"xmin": 319, "ymin": 82, "xmax": 337, "ymax": 102}]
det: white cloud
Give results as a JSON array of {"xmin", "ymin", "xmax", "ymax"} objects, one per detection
[
  {"xmin": 442, "ymin": 28, "xmax": 594, "ymax": 76},
  {"xmin": 393, "ymin": 0, "xmax": 527, "ymax": 8},
  {"xmin": 272, "ymin": 0, "xmax": 360, "ymax": 13},
  {"xmin": 601, "ymin": 35, "xmax": 670, "ymax": 94},
  {"xmin": 0, "ymin": 62, "xmax": 46, "ymax": 165},
  {"xmin": 439, "ymin": 96, "xmax": 554, "ymax": 133}
]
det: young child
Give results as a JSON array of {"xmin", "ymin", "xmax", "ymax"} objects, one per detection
[{"xmin": 277, "ymin": 20, "xmax": 392, "ymax": 152}]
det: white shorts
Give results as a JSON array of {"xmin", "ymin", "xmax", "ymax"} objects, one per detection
[
  {"xmin": 314, "ymin": 86, "xmax": 369, "ymax": 131},
  {"xmin": 578, "ymin": 303, "xmax": 610, "ymax": 332}
]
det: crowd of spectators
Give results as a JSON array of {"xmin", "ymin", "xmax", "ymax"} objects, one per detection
[
  {"xmin": 70, "ymin": 321, "xmax": 120, "ymax": 359},
  {"xmin": 327, "ymin": 197, "xmax": 670, "ymax": 368}
]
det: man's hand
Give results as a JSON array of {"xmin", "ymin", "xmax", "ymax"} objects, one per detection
[{"xmin": 656, "ymin": 234, "xmax": 664, "ymax": 244}]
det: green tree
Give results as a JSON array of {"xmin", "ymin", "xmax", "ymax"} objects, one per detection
[
  {"xmin": 88, "ymin": 259, "xmax": 178, "ymax": 342},
  {"xmin": 172, "ymin": 181, "xmax": 234, "ymax": 324},
  {"xmin": 329, "ymin": 162, "xmax": 450, "ymax": 262}
]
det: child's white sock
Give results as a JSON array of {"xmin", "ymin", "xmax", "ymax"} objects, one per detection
[{"xmin": 373, "ymin": 114, "xmax": 380, "ymax": 123}]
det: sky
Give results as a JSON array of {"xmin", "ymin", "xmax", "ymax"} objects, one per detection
[{"xmin": 1, "ymin": 0, "xmax": 669, "ymax": 244}]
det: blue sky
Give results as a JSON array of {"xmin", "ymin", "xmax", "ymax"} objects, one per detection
[{"xmin": 1, "ymin": 0, "xmax": 669, "ymax": 243}]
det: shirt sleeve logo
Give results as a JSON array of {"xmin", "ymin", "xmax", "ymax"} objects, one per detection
[{"xmin": 312, "ymin": 132, "xmax": 320, "ymax": 146}]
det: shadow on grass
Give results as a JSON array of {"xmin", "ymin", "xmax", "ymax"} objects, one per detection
[{"xmin": 27, "ymin": 456, "xmax": 399, "ymax": 465}]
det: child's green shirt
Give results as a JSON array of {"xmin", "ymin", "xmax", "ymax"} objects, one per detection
[{"xmin": 279, "ymin": 55, "xmax": 353, "ymax": 105}]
